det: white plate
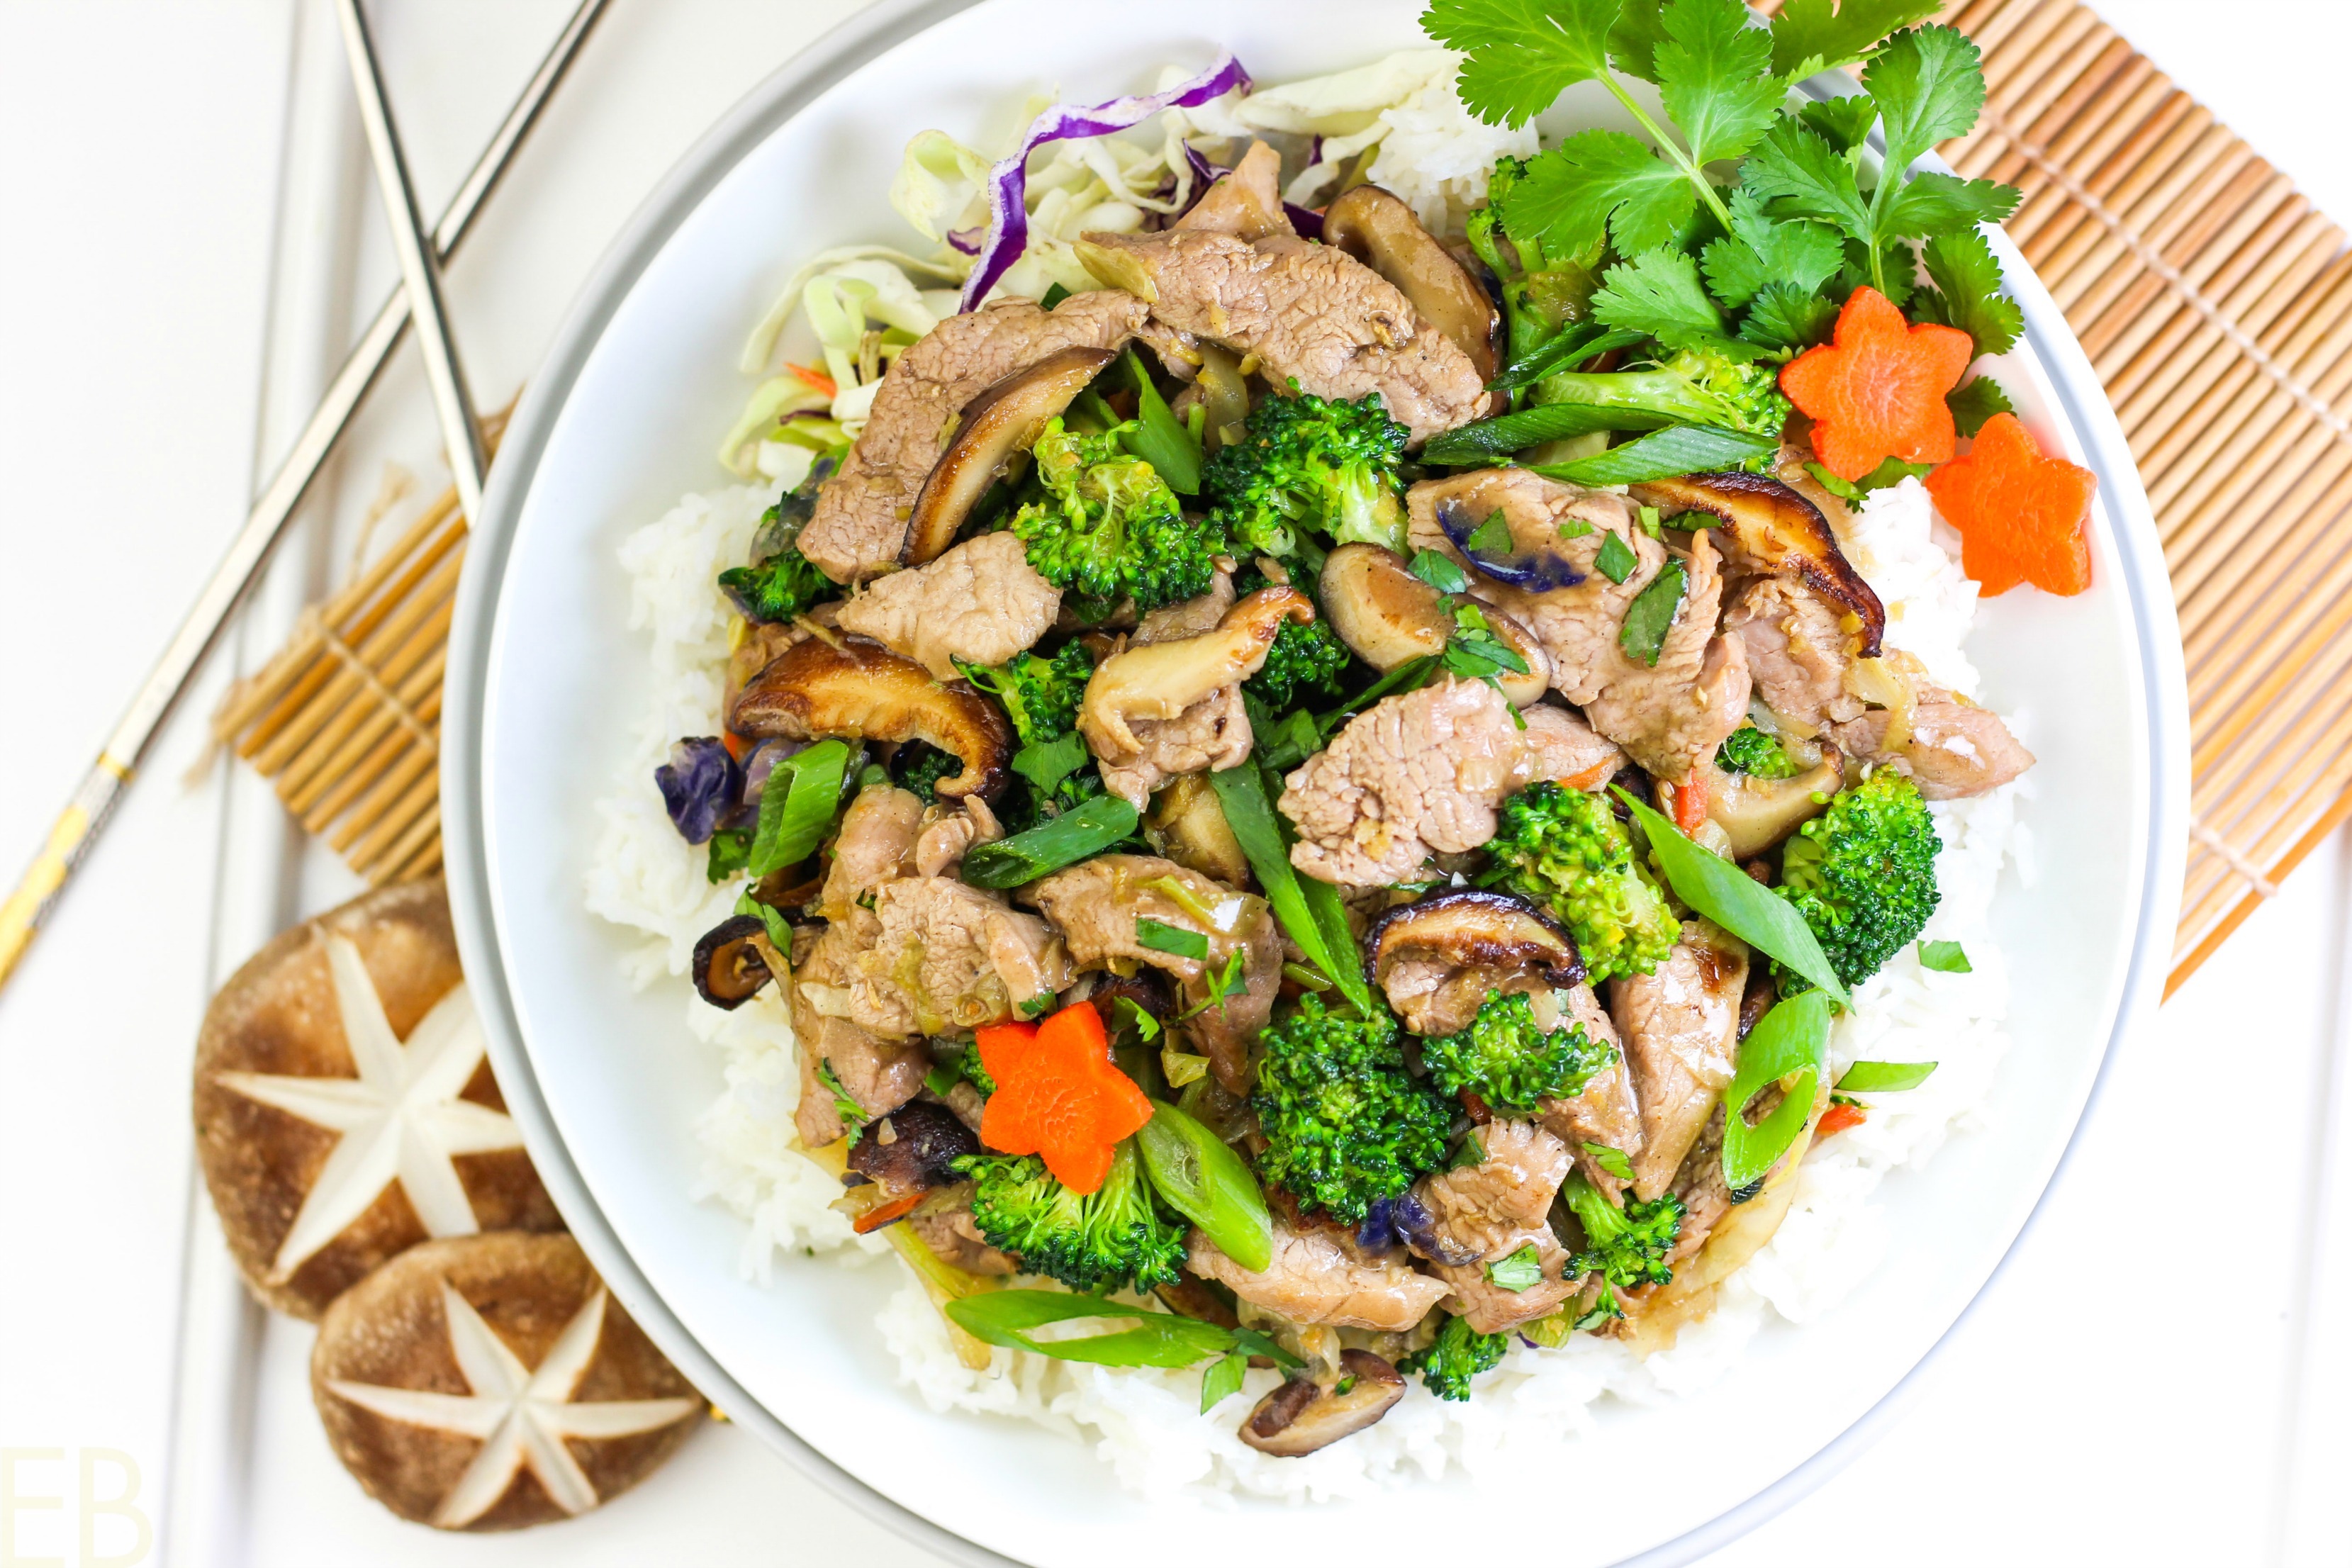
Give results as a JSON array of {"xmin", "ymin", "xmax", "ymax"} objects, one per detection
[{"xmin": 444, "ymin": 2, "xmax": 2190, "ymax": 1562}]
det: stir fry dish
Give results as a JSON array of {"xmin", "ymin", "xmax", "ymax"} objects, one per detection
[{"xmin": 634, "ymin": 0, "xmax": 2084, "ymax": 1465}]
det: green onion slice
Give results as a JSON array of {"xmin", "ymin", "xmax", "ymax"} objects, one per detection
[
  {"xmin": 1615, "ymin": 789, "xmax": 1850, "ymax": 1005},
  {"xmin": 1199, "ymin": 1352, "xmax": 1248, "ymax": 1412},
  {"xmin": 1421, "ymin": 400, "xmax": 1669, "ymax": 465},
  {"xmin": 1489, "ymin": 325, "xmax": 1647, "ymax": 391},
  {"xmin": 1527, "ymin": 425, "xmax": 1777, "ymax": 488},
  {"xmin": 1616, "ymin": 556, "xmax": 1688, "ymax": 668},
  {"xmin": 1837, "ymin": 1059, "xmax": 1939, "ymax": 1092},
  {"xmin": 1486, "ymin": 1243, "xmax": 1545, "ymax": 1292},
  {"xmin": 1137, "ymin": 1100, "xmax": 1273, "ymax": 1272},
  {"xmin": 1136, "ymin": 917, "xmax": 1209, "ymax": 960},
  {"xmin": 748, "ymin": 739, "xmax": 851, "ymax": 877},
  {"xmin": 1594, "ymin": 530, "xmax": 1637, "ymax": 585},
  {"xmin": 961, "ymin": 793, "xmax": 1139, "ymax": 889},
  {"xmin": 1116, "ymin": 348, "xmax": 1202, "ymax": 495},
  {"xmin": 1207, "ymin": 763, "xmax": 1377, "ymax": 1016},
  {"xmin": 1721, "ymin": 989, "xmax": 1834, "ymax": 1188}
]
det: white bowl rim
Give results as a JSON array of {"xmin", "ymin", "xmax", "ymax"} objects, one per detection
[{"xmin": 442, "ymin": 3, "xmax": 2192, "ymax": 1561}]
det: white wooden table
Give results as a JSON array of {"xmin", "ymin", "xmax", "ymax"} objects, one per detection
[{"xmin": 1, "ymin": 2, "xmax": 2346, "ymax": 1563}]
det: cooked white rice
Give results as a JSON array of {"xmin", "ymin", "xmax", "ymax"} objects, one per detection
[{"xmin": 586, "ymin": 472, "xmax": 2027, "ymax": 1500}]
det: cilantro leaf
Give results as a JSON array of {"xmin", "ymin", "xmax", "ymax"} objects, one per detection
[
  {"xmin": 1606, "ymin": 0, "xmax": 1674, "ymax": 82},
  {"xmin": 1879, "ymin": 172, "xmax": 2020, "ymax": 241},
  {"xmin": 1701, "ymin": 188, "xmax": 1844, "ymax": 308},
  {"xmin": 1506, "ymin": 129, "xmax": 1698, "ymax": 257},
  {"xmin": 1654, "ymin": 0, "xmax": 1782, "ymax": 169},
  {"xmin": 1913, "ymin": 226, "xmax": 2024, "ymax": 357},
  {"xmin": 1425, "ymin": 0, "xmax": 1622, "ymax": 128},
  {"xmin": 1591, "ymin": 248, "xmax": 1749, "ymax": 353},
  {"xmin": 1740, "ymin": 281, "xmax": 1839, "ymax": 350},
  {"xmin": 1864, "ymin": 24, "xmax": 1988, "ymax": 177},
  {"xmin": 1769, "ymin": 0, "xmax": 1941, "ymax": 79},
  {"xmin": 1742, "ymin": 118, "xmax": 1872, "ymax": 242},
  {"xmin": 1619, "ymin": 555, "xmax": 1689, "ymax": 666},
  {"xmin": 1798, "ymin": 93, "xmax": 1881, "ymax": 154},
  {"xmin": 1947, "ymin": 374, "xmax": 2014, "ymax": 437}
]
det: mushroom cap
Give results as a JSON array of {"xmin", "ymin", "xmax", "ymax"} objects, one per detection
[
  {"xmin": 1322, "ymin": 184, "xmax": 1500, "ymax": 392},
  {"xmin": 192, "ymin": 880, "xmax": 559, "ymax": 1319},
  {"xmin": 729, "ymin": 634, "xmax": 1014, "ymax": 801},
  {"xmin": 312, "ymin": 1233, "xmax": 702, "ymax": 1530},
  {"xmin": 1625, "ymin": 471, "xmax": 1886, "ymax": 657}
]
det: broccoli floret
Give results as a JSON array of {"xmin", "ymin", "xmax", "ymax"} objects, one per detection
[
  {"xmin": 1009, "ymin": 418, "xmax": 1224, "ymax": 614},
  {"xmin": 888, "ymin": 741, "xmax": 959, "ymax": 805},
  {"xmin": 1469, "ymin": 157, "xmax": 1605, "ymax": 368},
  {"xmin": 1401, "ymin": 1311, "xmax": 1508, "ymax": 1401},
  {"xmin": 1776, "ymin": 770, "xmax": 1942, "ymax": 989},
  {"xmin": 1486, "ymin": 783, "xmax": 1679, "ymax": 984},
  {"xmin": 1202, "ymin": 387, "xmax": 1411, "ymax": 559},
  {"xmin": 718, "ymin": 457, "xmax": 842, "ymax": 623},
  {"xmin": 1530, "ymin": 347, "xmax": 1791, "ymax": 457},
  {"xmin": 955, "ymin": 1141, "xmax": 1182, "ymax": 1294},
  {"xmin": 958, "ymin": 642, "xmax": 1096, "ymax": 747},
  {"xmin": 1252, "ymin": 997, "xmax": 1452, "ymax": 1224},
  {"xmin": 1562, "ymin": 1170, "xmax": 1682, "ymax": 1294},
  {"xmin": 959, "ymin": 1038, "xmax": 996, "ymax": 1097},
  {"xmin": 1420, "ymin": 991, "xmax": 1618, "ymax": 1114},
  {"xmin": 1232, "ymin": 566, "xmax": 1351, "ymax": 710},
  {"xmin": 1716, "ymin": 723, "xmax": 1800, "ymax": 778}
]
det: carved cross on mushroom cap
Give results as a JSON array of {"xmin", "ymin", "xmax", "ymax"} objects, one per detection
[
  {"xmin": 328, "ymin": 1282, "xmax": 698, "ymax": 1528},
  {"xmin": 215, "ymin": 932, "xmax": 523, "ymax": 1283}
]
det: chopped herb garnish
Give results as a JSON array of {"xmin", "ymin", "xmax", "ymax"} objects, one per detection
[
  {"xmin": 1136, "ymin": 918, "xmax": 1210, "ymax": 961},
  {"xmin": 1637, "ymin": 504, "xmax": 1663, "ymax": 537},
  {"xmin": 1917, "ymin": 940, "xmax": 1972, "ymax": 973},
  {"xmin": 1617, "ymin": 556, "xmax": 1687, "ymax": 666},
  {"xmin": 1011, "ymin": 731, "xmax": 1090, "ymax": 798},
  {"xmin": 1486, "ymin": 1243, "xmax": 1545, "ymax": 1292},
  {"xmin": 1594, "ymin": 530, "xmax": 1637, "ymax": 585},
  {"xmin": 1582, "ymin": 1141, "xmax": 1635, "ymax": 1182},
  {"xmin": 1558, "ymin": 517, "xmax": 1594, "ymax": 539},
  {"xmin": 1199, "ymin": 1351, "xmax": 1247, "ymax": 1412},
  {"xmin": 1466, "ymin": 510, "xmax": 1515, "ymax": 555},
  {"xmin": 1411, "ymin": 547, "xmax": 1470, "ymax": 594},
  {"xmin": 1450, "ymin": 1130, "xmax": 1489, "ymax": 1171}
]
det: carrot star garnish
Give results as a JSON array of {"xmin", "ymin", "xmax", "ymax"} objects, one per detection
[
  {"xmin": 1923, "ymin": 412, "xmax": 2096, "ymax": 596},
  {"xmin": 975, "ymin": 1001, "xmax": 1151, "ymax": 1194},
  {"xmin": 1779, "ymin": 286, "xmax": 1976, "ymax": 483}
]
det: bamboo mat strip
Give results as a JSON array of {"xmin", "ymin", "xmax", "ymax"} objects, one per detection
[
  {"xmin": 224, "ymin": 6, "xmax": 2350, "ymax": 992},
  {"xmin": 1918, "ymin": 0, "xmax": 2352, "ymax": 994}
]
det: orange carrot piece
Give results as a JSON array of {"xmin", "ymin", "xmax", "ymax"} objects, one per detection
[
  {"xmin": 977, "ymin": 1002, "xmax": 1151, "ymax": 1194},
  {"xmin": 1779, "ymin": 287, "xmax": 1975, "ymax": 482},
  {"xmin": 1672, "ymin": 774, "xmax": 1708, "ymax": 835},
  {"xmin": 1816, "ymin": 1102, "xmax": 1867, "ymax": 1137},
  {"xmin": 1922, "ymin": 413, "xmax": 2095, "ymax": 596},
  {"xmin": 785, "ymin": 361, "xmax": 839, "ymax": 398}
]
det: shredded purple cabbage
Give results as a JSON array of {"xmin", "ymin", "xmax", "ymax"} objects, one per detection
[
  {"xmin": 1436, "ymin": 498, "xmax": 1586, "ymax": 593},
  {"xmin": 959, "ymin": 53, "xmax": 1252, "ymax": 311},
  {"xmin": 728, "ymin": 738, "xmax": 804, "ymax": 831},
  {"xmin": 1357, "ymin": 1193, "xmax": 1478, "ymax": 1265},
  {"xmin": 656, "ymin": 738, "xmax": 743, "ymax": 845},
  {"xmin": 1284, "ymin": 201, "xmax": 1325, "ymax": 240}
]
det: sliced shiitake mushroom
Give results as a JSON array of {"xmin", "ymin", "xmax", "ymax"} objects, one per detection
[
  {"xmin": 903, "ymin": 345, "xmax": 1117, "ymax": 566},
  {"xmin": 1323, "ymin": 184, "xmax": 1500, "ymax": 390},
  {"xmin": 1146, "ymin": 773, "xmax": 1250, "ymax": 888},
  {"xmin": 1080, "ymin": 586, "xmax": 1315, "ymax": 758},
  {"xmin": 845, "ymin": 1101, "xmax": 981, "ymax": 1196},
  {"xmin": 1703, "ymin": 744, "xmax": 1843, "ymax": 860},
  {"xmin": 1627, "ymin": 472, "xmax": 1886, "ymax": 656},
  {"xmin": 1318, "ymin": 544, "xmax": 1550, "ymax": 706},
  {"xmin": 1365, "ymin": 888, "xmax": 1584, "ymax": 992},
  {"xmin": 692, "ymin": 915, "xmax": 775, "ymax": 1010},
  {"xmin": 1238, "ymin": 1350, "xmax": 1407, "ymax": 1457},
  {"xmin": 729, "ymin": 634, "xmax": 1012, "ymax": 800}
]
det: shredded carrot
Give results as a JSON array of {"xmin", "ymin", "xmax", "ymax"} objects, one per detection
[
  {"xmin": 785, "ymin": 361, "xmax": 839, "ymax": 398},
  {"xmin": 1816, "ymin": 1102, "xmax": 1867, "ymax": 1137},
  {"xmin": 853, "ymin": 1192, "xmax": 925, "ymax": 1234},
  {"xmin": 1779, "ymin": 287, "xmax": 1975, "ymax": 483},
  {"xmin": 1922, "ymin": 412, "xmax": 2095, "ymax": 596},
  {"xmin": 1672, "ymin": 774, "xmax": 1708, "ymax": 835},
  {"xmin": 977, "ymin": 1002, "xmax": 1152, "ymax": 1194}
]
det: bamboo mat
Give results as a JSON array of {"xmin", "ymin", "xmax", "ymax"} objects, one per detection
[
  {"xmin": 223, "ymin": 1, "xmax": 2351, "ymax": 996},
  {"xmin": 1922, "ymin": 0, "xmax": 2352, "ymax": 992}
]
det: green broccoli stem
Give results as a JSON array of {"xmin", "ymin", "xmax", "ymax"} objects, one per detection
[
  {"xmin": 1562, "ymin": 1170, "xmax": 1626, "ymax": 1249},
  {"xmin": 1530, "ymin": 367, "xmax": 1722, "ymax": 430}
]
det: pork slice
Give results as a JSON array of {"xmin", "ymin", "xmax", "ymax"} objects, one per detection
[
  {"xmin": 1724, "ymin": 575, "xmax": 1864, "ymax": 732},
  {"xmin": 1520, "ymin": 704, "xmax": 1625, "ymax": 790},
  {"xmin": 1413, "ymin": 1119, "xmax": 1578, "ymax": 1333},
  {"xmin": 800, "ymin": 290, "xmax": 1148, "ymax": 581},
  {"xmin": 819, "ymin": 785, "xmax": 922, "ymax": 922},
  {"xmin": 1579, "ymin": 529, "xmax": 1752, "ymax": 783},
  {"xmin": 1280, "ymin": 676, "xmax": 1534, "ymax": 886},
  {"xmin": 1187, "ymin": 1215, "xmax": 1450, "ymax": 1332},
  {"xmin": 1021, "ymin": 854, "xmax": 1278, "ymax": 1093},
  {"xmin": 788, "ymin": 920, "xmax": 928, "ymax": 1146},
  {"xmin": 1094, "ymin": 687, "xmax": 1251, "ymax": 808},
  {"xmin": 1830, "ymin": 685, "xmax": 2035, "ymax": 800},
  {"xmin": 1131, "ymin": 571, "xmax": 1235, "ymax": 642},
  {"xmin": 912, "ymin": 795, "xmax": 1002, "ymax": 880},
  {"xmin": 1538, "ymin": 982, "xmax": 1644, "ymax": 1200},
  {"xmin": 1611, "ymin": 922, "xmax": 1748, "ymax": 1202},
  {"xmin": 1406, "ymin": 470, "xmax": 1657, "ymax": 705},
  {"xmin": 832, "ymin": 532, "xmax": 1060, "ymax": 679},
  {"xmin": 1079, "ymin": 228, "xmax": 1487, "ymax": 444},
  {"xmin": 844, "ymin": 876, "xmax": 1068, "ymax": 1037},
  {"xmin": 1172, "ymin": 140, "xmax": 1292, "ymax": 242}
]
